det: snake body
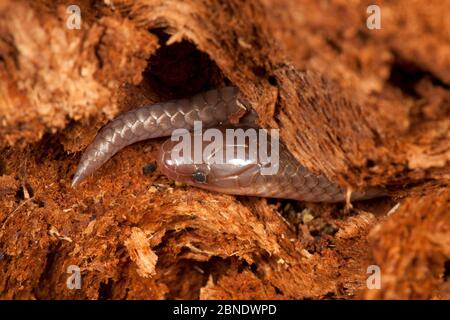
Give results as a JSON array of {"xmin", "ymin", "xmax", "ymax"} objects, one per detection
[
  {"xmin": 72, "ymin": 87, "xmax": 384, "ymax": 202},
  {"xmin": 72, "ymin": 87, "xmax": 244, "ymax": 186}
]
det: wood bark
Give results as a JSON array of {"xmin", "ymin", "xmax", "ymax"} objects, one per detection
[{"xmin": 0, "ymin": 0, "xmax": 448, "ymax": 299}]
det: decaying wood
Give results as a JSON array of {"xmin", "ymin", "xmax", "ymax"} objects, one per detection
[{"xmin": 0, "ymin": 0, "xmax": 448, "ymax": 299}]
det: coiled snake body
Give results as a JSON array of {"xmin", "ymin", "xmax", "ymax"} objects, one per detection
[{"xmin": 72, "ymin": 87, "xmax": 383, "ymax": 202}]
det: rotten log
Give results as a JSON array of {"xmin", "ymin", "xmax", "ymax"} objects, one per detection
[{"xmin": 0, "ymin": 0, "xmax": 448, "ymax": 299}]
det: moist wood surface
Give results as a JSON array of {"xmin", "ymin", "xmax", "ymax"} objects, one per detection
[{"xmin": 0, "ymin": 0, "xmax": 449, "ymax": 299}]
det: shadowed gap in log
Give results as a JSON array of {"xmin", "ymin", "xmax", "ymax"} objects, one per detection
[
  {"xmin": 144, "ymin": 29, "xmax": 229, "ymax": 98},
  {"xmin": 388, "ymin": 54, "xmax": 450, "ymax": 100}
]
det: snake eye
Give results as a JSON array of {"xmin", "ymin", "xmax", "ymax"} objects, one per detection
[{"xmin": 192, "ymin": 170, "xmax": 207, "ymax": 183}]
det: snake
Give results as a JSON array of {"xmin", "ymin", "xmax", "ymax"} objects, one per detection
[{"xmin": 72, "ymin": 87, "xmax": 384, "ymax": 202}]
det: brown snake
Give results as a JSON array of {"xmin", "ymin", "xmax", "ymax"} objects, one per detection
[{"xmin": 72, "ymin": 87, "xmax": 384, "ymax": 202}]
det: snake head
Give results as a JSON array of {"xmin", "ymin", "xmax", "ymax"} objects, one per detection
[{"xmin": 157, "ymin": 126, "xmax": 261, "ymax": 194}]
